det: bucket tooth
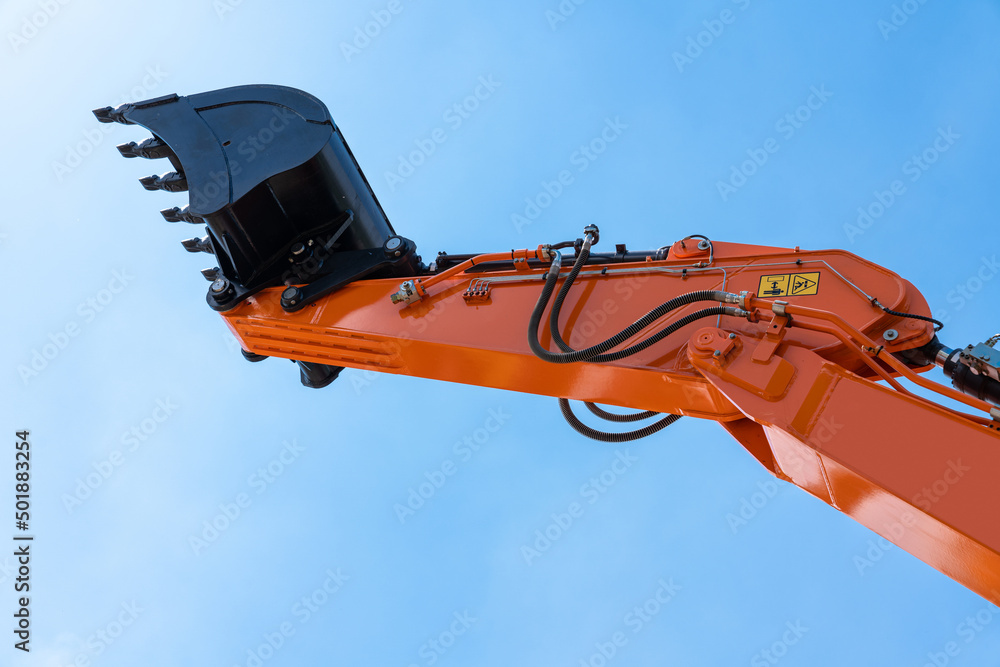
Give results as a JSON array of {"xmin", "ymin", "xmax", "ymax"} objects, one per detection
[
  {"xmin": 181, "ymin": 236, "xmax": 214, "ymax": 254},
  {"xmin": 92, "ymin": 104, "xmax": 134, "ymax": 125},
  {"xmin": 117, "ymin": 142, "xmax": 142, "ymax": 158},
  {"xmin": 117, "ymin": 137, "xmax": 175, "ymax": 160},
  {"xmin": 160, "ymin": 206, "xmax": 199, "ymax": 223},
  {"xmin": 201, "ymin": 267, "xmax": 222, "ymax": 282},
  {"xmin": 139, "ymin": 172, "xmax": 187, "ymax": 192}
]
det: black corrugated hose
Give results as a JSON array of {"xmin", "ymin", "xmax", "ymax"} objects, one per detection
[
  {"xmin": 871, "ymin": 298, "xmax": 944, "ymax": 331},
  {"xmin": 584, "ymin": 402, "xmax": 660, "ymax": 422},
  {"xmin": 528, "ymin": 236, "xmax": 742, "ymax": 441},
  {"xmin": 559, "ymin": 398, "xmax": 682, "ymax": 442}
]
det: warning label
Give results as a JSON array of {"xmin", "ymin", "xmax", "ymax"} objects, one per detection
[{"xmin": 757, "ymin": 272, "xmax": 820, "ymax": 297}]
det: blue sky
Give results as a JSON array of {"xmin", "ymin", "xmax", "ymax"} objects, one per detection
[{"xmin": 3, "ymin": 0, "xmax": 1000, "ymax": 665}]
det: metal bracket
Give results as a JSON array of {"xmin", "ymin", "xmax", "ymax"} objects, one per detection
[
  {"xmin": 752, "ymin": 314, "xmax": 790, "ymax": 363},
  {"xmin": 962, "ymin": 343, "xmax": 1000, "ymax": 382},
  {"xmin": 281, "ymin": 236, "xmax": 417, "ymax": 312}
]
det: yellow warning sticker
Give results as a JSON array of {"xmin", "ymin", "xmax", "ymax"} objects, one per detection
[{"xmin": 758, "ymin": 272, "xmax": 820, "ymax": 297}]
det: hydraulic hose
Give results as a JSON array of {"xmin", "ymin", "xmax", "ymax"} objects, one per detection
[
  {"xmin": 529, "ymin": 234, "xmax": 740, "ymax": 442},
  {"xmin": 527, "ymin": 248, "xmax": 743, "ymax": 364},
  {"xmin": 546, "ymin": 238, "xmax": 738, "ymax": 362},
  {"xmin": 871, "ymin": 298, "xmax": 944, "ymax": 331},
  {"xmin": 545, "ymin": 243, "xmax": 683, "ymax": 438},
  {"xmin": 549, "ymin": 239, "xmax": 597, "ymax": 353},
  {"xmin": 559, "ymin": 399, "xmax": 681, "ymax": 442},
  {"xmin": 584, "ymin": 402, "xmax": 661, "ymax": 423}
]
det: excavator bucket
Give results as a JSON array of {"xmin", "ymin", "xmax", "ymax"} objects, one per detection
[
  {"xmin": 94, "ymin": 85, "xmax": 421, "ymax": 386},
  {"xmin": 94, "ymin": 84, "xmax": 420, "ymax": 306}
]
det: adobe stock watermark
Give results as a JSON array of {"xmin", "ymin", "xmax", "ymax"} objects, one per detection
[
  {"xmin": 725, "ymin": 478, "xmax": 779, "ymax": 534},
  {"xmin": 52, "ymin": 66, "xmax": 169, "ymax": 182},
  {"xmin": 220, "ymin": 325, "xmax": 247, "ymax": 356},
  {"xmin": 578, "ymin": 578, "xmax": 681, "ymax": 667},
  {"xmin": 545, "ymin": 0, "xmax": 588, "ymax": 31},
  {"xmin": 234, "ymin": 567, "xmax": 350, "ymax": 667},
  {"xmin": 17, "ymin": 269, "xmax": 135, "ymax": 386},
  {"xmin": 854, "ymin": 459, "xmax": 970, "ymax": 575},
  {"xmin": 351, "ymin": 298, "xmax": 457, "ymax": 396},
  {"xmin": 511, "ymin": 117, "xmax": 627, "ymax": 233},
  {"xmin": 188, "ymin": 439, "xmax": 305, "ymax": 555},
  {"xmin": 407, "ymin": 611, "xmax": 477, "ymax": 667},
  {"xmin": 672, "ymin": 0, "xmax": 755, "ymax": 74},
  {"xmin": 394, "ymin": 407, "xmax": 511, "ymax": 523},
  {"xmin": 0, "ymin": 556, "xmax": 16, "ymax": 586},
  {"xmin": 716, "ymin": 85, "xmax": 833, "ymax": 202},
  {"xmin": 729, "ymin": 416, "xmax": 841, "ymax": 533},
  {"xmin": 340, "ymin": 0, "xmax": 413, "ymax": 61},
  {"xmin": 750, "ymin": 621, "xmax": 809, "ymax": 667},
  {"xmin": 918, "ymin": 600, "xmax": 1000, "ymax": 667},
  {"xmin": 188, "ymin": 106, "xmax": 298, "ymax": 211},
  {"xmin": 935, "ymin": 255, "xmax": 1000, "ymax": 326},
  {"xmin": 521, "ymin": 450, "xmax": 638, "ymax": 565},
  {"xmin": 384, "ymin": 75, "xmax": 502, "ymax": 192},
  {"xmin": 61, "ymin": 398, "xmax": 180, "ymax": 513},
  {"xmin": 59, "ymin": 601, "xmax": 144, "ymax": 667},
  {"xmin": 7, "ymin": 0, "xmax": 74, "ymax": 53},
  {"xmin": 773, "ymin": 414, "xmax": 843, "ymax": 478},
  {"xmin": 214, "ymin": 0, "xmax": 249, "ymax": 20},
  {"xmin": 877, "ymin": 0, "xmax": 932, "ymax": 41},
  {"xmin": 565, "ymin": 274, "xmax": 652, "ymax": 348},
  {"xmin": 348, "ymin": 368, "xmax": 382, "ymax": 396},
  {"xmin": 843, "ymin": 126, "xmax": 959, "ymax": 243}
]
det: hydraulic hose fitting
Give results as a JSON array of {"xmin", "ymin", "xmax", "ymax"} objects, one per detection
[
  {"xmin": 546, "ymin": 251, "xmax": 564, "ymax": 277},
  {"xmin": 390, "ymin": 279, "xmax": 425, "ymax": 305},
  {"xmin": 726, "ymin": 307, "xmax": 751, "ymax": 320}
]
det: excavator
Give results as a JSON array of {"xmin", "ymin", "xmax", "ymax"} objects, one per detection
[{"xmin": 94, "ymin": 85, "xmax": 1000, "ymax": 606}]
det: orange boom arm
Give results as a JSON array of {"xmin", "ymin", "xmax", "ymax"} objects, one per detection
[{"xmin": 220, "ymin": 236, "xmax": 1000, "ymax": 605}]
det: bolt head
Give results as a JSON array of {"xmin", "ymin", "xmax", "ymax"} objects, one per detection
[
  {"xmin": 884, "ymin": 329, "xmax": 899, "ymax": 342},
  {"xmin": 698, "ymin": 240, "xmax": 710, "ymax": 251},
  {"xmin": 210, "ymin": 278, "xmax": 229, "ymax": 294},
  {"xmin": 290, "ymin": 242, "xmax": 307, "ymax": 256},
  {"xmin": 713, "ymin": 350, "xmax": 722, "ymax": 357},
  {"xmin": 385, "ymin": 236, "xmax": 402, "ymax": 252}
]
